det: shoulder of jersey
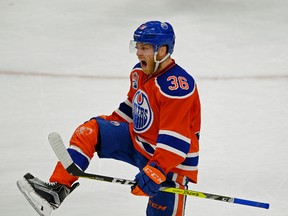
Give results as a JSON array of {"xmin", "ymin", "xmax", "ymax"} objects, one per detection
[
  {"xmin": 155, "ymin": 64, "xmax": 195, "ymax": 99},
  {"xmin": 132, "ymin": 63, "xmax": 142, "ymax": 71}
]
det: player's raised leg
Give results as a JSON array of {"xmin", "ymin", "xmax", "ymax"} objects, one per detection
[{"xmin": 17, "ymin": 119, "xmax": 99, "ymax": 215}]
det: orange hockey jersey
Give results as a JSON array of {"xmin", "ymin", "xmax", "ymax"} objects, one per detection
[{"xmin": 107, "ymin": 60, "xmax": 201, "ymax": 183}]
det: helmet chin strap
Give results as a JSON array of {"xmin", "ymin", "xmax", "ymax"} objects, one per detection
[{"xmin": 153, "ymin": 52, "xmax": 171, "ymax": 73}]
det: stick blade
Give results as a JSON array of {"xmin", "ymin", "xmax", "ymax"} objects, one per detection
[{"xmin": 48, "ymin": 132, "xmax": 73, "ymax": 169}]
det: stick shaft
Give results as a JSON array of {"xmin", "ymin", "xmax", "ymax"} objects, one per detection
[{"xmin": 49, "ymin": 132, "xmax": 269, "ymax": 209}]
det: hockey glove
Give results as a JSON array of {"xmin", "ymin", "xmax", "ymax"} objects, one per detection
[{"xmin": 131, "ymin": 162, "xmax": 166, "ymax": 197}]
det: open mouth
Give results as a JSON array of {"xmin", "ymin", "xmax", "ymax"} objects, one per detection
[{"xmin": 140, "ymin": 60, "xmax": 147, "ymax": 68}]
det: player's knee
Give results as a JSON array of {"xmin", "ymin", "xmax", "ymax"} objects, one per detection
[{"xmin": 70, "ymin": 119, "xmax": 99, "ymax": 158}]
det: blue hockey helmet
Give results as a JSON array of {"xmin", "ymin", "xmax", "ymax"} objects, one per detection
[{"xmin": 132, "ymin": 21, "xmax": 175, "ymax": 54}]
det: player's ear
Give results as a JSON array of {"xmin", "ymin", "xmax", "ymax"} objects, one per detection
[{"xmin": 159, "ymin": 45, "xmax": 168, "ymax": 56}]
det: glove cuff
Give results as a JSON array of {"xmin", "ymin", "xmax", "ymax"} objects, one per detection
[{"xmin": 143, "ymin": 163, "xmax": 166, "ymax": 184}]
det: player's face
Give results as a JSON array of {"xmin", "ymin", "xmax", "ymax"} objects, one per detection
[{"xmin": 136, "ymin": 43, "xmax": 155, "ymax": 75}]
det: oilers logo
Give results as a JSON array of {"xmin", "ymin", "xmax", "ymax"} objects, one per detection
[{"xmin": 132, "ymin": 90, "xmax": 153, "ymax": 133}]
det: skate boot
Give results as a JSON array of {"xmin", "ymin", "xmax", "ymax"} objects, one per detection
[{"xmin": 17, "ymin": 173, "xmax": 79, "ymax": 216}]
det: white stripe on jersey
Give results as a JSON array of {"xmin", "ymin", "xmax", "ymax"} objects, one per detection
[
  {"xmin": 176, "ymin": 163, "xmax": 198, "ymax": 171},
  {"xmin": 156, "ymin": 143, "xmax": 187, "ymax": 158},
  {"xmin": 137, "ymin": 136, "xmax": 156, "ymax": 148},
  {"xmin": 187, "ymin": 152, "xmax": 199, "ymax": 157},
  {"xmin": 115, "ymin": 109, "xmax": 133, "ymax": 123},
  {"xmin": 135, "ymin": 135, "xmax": 154, "ymax": 157},
  {"xmin": 124, "ymin": 99, "xmax": 132, "ymax": 107}
]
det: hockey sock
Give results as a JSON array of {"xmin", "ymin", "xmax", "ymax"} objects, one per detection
[{"xmin": 49, "ymin": 119, "xmax": 100, "ymax": 187}]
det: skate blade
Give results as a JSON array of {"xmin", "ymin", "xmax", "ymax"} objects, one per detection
[{"xmin": 17, "ymin": 178, "xmax": 53, "ymax": 216}]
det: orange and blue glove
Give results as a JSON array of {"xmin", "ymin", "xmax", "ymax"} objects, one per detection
[{"xmin": 131, "ymin": 162, "xmax": 166, "ymax": 197}]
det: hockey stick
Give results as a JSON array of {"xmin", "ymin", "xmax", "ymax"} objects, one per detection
[{"xmin": 48, "ymin": 132, "xmax": 270, "ymax": 209}]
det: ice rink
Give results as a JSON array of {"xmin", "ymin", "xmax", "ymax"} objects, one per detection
[{"xmin": 1, "ymin": 0, "xmax": 287, "ymax": 215}]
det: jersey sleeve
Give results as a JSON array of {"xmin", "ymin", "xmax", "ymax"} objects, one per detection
[{"xmin": 149, "ymin": 68, "xmax": 198, "ymax": 174}]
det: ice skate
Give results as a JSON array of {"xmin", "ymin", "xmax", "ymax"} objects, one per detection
[{"xmin": 17, "ymin": 173, "xmax": 79, "ymax": 216}]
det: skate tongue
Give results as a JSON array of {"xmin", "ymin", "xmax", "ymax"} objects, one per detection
[{"xmin": 70, "ymin": 182, "xmax": 80, "ymax": 194}]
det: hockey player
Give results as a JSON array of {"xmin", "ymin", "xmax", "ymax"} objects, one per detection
[{"xmin": 17, "ymin": 21, "xmax": 201, "ymax": 216}]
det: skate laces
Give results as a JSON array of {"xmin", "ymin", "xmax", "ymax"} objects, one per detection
[
  {"xmin": 46, "ymin": 182, "xmax": 58, "ymax": 187},
  {"xmin": 35, "ymin": 177, "xmax": 60, "ymax": 188}
]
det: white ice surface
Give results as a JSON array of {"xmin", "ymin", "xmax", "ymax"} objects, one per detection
[{"xmin": 0, "ymin": 0, "xmax": 288, "ymax": 215}]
